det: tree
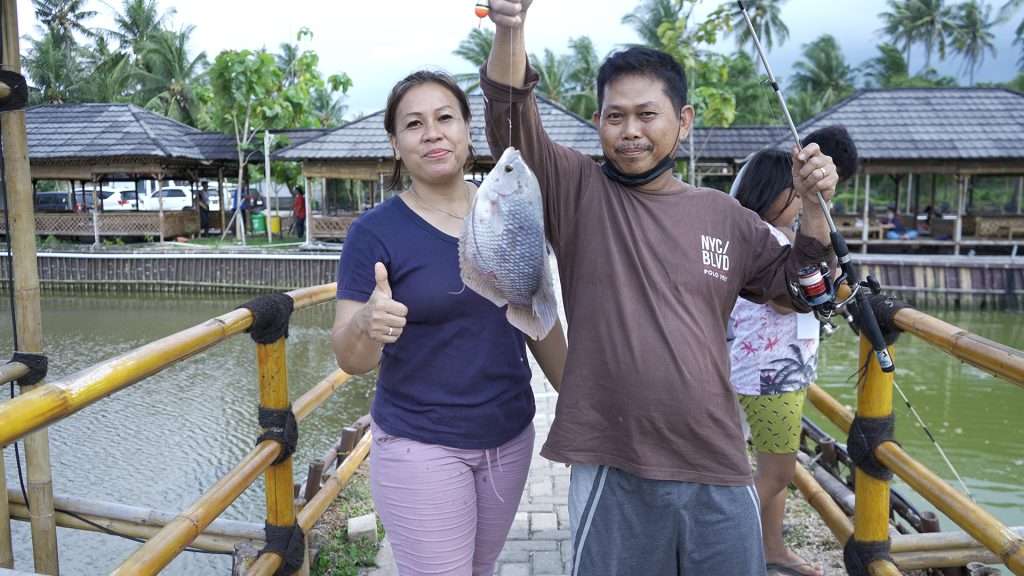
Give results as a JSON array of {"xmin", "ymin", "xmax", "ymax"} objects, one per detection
[
  {"xmin": 109, "ymin": 0, "xmax": 174, "ymax": 61},
  {"xmin": 951, "ymin": 0, "xmax": 999, "ymax": 85},
  {"xmin": 80, "ymin": 35, "xmax": 135, "ymax": 102},
  {"xmin": 727, "ymin": 0, "xmax": 789, "ymax": 55},
  {"xmin": 309, "ymin": 86, "xmax": 348, "ymax": 128},
  {"xmin": 621, "ymin": 0, "xmax": 688, "ymax": 51},
  {"xmin": 453, "ymin": 28, "xmax": 494, "ymax": 92},
  {"xmin": 206, "ymin": 35, "xmax": 351, "ymax": 240},
  {"xmin": 860, "ymin": 42, "xmax": 959, "ymax": 87},
  {"xmin": 137, "ymin": 27, "xmax": 208, "ymax": 125},
  {"xmin": 532, "ymin": 49, "xmax": 572, "ymax": 104},
  {"xmin": 24, "ymin": 27, "xmax": 84, "ymax": 104},
  {"xmin": 999, "ymin": 0, "xmax": 1024, "ymax": 68},
  {"xmin": 912, "ymin": 0, "xmax": 956, "ymax": 69},
  {"xmin": 879, "ymin": 0, "xmax": 918, "ymax": 68},
  {"xmin": 861, "ymin": 43, "xmax": 910, "ymax": 87},
  {"xmin": 726, "ymin": 52, "xmax": 782, "ymax": 125},
  {"xmin": 789, "ymin": 34, "xmax": 855, "ymax": 114},
  {"xmin": 32, "ymin": 0, "xmax": 96, "ymax": 46},
  {"xmin": 566, "ymin": 36, "xmax": 599, "ymax": 119}
]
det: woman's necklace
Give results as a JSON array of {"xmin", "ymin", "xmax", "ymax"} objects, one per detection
[{"xmin": 409, "ymin": 184, "xmax": 472, "ymax": 220}]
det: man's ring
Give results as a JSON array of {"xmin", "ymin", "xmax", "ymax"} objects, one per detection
[
  {"xmin": 387, "ymin": 327, "xmax": 393, "ymax": 337},
  {"xmin": 818, "ymin": 167, "xmax": 826, "ymax": 179}
]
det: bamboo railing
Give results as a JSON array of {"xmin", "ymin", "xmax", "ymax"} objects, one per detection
[
  {"xmin": 0, "ymin": 282, "xmax": 374, "ymax": 575},
  {"xmin": 798, "ymin": 286, "xmax": 1024, "ymax": 574}
]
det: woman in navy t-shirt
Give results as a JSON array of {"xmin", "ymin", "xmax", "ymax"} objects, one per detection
[{"xmin": 331, "ymin": 70, "xmax": 566, "ymax": 576}]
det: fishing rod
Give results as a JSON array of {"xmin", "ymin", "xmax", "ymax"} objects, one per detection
[{"xmin": 736, "ymin": 0, "xmax": 894, "ymax": 373}]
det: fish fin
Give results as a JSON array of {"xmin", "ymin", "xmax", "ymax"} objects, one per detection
[
  {"xmin": 530, "ymin": 259, "xmax": 559, "ymax": 340},
  {"xmin": 507, "ymin": 304, "xmax": 547, "ymax": 341}
]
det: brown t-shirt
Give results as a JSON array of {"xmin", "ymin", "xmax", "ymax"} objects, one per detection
[{"xmin": 481, "ymin": 67, "xmax": 832, "ymax": 485}]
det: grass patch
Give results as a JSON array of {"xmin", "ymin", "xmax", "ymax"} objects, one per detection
[
  {"xmin": 184, "ymin": 235, "xmax": 303, "ymax": 249},
  {"xmin": 312, "ymin": 466, "xmax": 385, "ymax": 576}
]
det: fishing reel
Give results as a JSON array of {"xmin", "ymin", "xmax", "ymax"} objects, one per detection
[{"xmin": 790, "ymin": 262, "xmax": 840, "ymax": 337}]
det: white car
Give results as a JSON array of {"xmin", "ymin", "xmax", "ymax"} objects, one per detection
[{"xmin": 143, "ymin": 187, "xmax": 193, "ymax": 211}]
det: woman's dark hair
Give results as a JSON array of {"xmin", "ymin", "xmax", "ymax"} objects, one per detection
[
  {"xmin": 383, "ymin": 70, "xmax": 474, "ymax": 191},
  {"xmin": 597, "ymin": 46, "xmax": 687, "ymax": 115},
  {"xmin": 734, "ymin": 149, "xmax": 794, "ymax": 221},
  {"xmin": 801, "ymin": 125, "xmax": 858, "ymax": 183}
]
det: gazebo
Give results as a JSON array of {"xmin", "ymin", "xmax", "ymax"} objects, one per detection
[{"xmin": 777, "ymin": 88, "xmax": 1024, "ymax": 254}]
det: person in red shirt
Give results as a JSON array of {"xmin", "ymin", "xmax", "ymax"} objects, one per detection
[{"xmin": 292, "ymin": 186, "xmax": 306, "ymax": 239}]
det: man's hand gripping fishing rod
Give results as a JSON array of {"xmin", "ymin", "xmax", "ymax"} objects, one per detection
[{"xmin": 736, "ymin": 0, "xmax": 894, "ymax": 372}]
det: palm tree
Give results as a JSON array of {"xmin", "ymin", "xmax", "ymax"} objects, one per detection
[
  {"xmin": 727, "ymin": 0, "xmax": 789, "ymax": 55},
  {"xmin": 277, "ymin": 42, "xmax": 301, "ymax": 87},
  {"xmin": 879, "ymin": 0, "xmax": 918, "ymax": 68},
  {"xmin": 310, "ymin": 86, "xmax": 347, "ymax": 128},
  {"xmin": 136, "ymin": 27, "xmax": 208, "ymax": 125},
  {"xmin": 998, "ymin": 0, "xmax": 1024, "ymax": 68},
  {"xmin": 911, "ymin": 0, "xmax": 956, "ymax": 69},
  {"xmin": 621, "ymin": 0, "xmax": 689, "ymax": 51},
  {"xmin": 452, "ymin": 28, "xmax": 494, "ymax": 92},
  {"xmin": 727, "ymin": 52, "xmax": 779, "ymax": 124},
  {"xmin": 566, "ymin": 36, "xmax": 599, "ymax": 118},
  {"xmin": 532, "ymin": 49, "xmax": 572, "ymax": 104},
  {"xmin": 109, "ymin": 0, "xmax": 174, "ymax": 61},
  {"xmin": 80, "ymin": 35, "xmax": 135, "ymax": 102},
  {"xmin": 951, "ymin": 0, "xmax": 998, "ymax": 85},
  {"xmin": 861, "ymin": 43, "xmax": 911, "ymax": 87},
  {"xmin": 24, "ymin": 27, "xmax": 85, "ymax": 103},
  {"xmin": 790, "ymin": 35, "xmax": 855, "ymax": 111},
  {"xmin": 31, "ymin": 0, "xmax": 96, "ymax": 46}
]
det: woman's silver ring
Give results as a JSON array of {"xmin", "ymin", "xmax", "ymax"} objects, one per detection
[{"xmin": 387, "ymin": 327, "xmax": 393, "ymax": 337}]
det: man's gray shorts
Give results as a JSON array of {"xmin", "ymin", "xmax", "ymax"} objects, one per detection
[{"xmin": 568, "ymin": 464, "xmax": 767, "ymax": 576}]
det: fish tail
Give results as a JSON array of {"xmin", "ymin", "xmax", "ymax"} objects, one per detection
[{"xmin": 506, "ymin": 304, "xmax": 548, "ymax": 341}]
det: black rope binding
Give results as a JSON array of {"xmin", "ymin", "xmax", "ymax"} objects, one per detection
[
  {"xmin": 843, "ymin": 539, "xmax": 894, "ymax": 576},
  {"xmin": 848, "ymin": 293, "xmax": 910, "ymax": 346},
  {"xmin": 238, "ymin": 293, "xmax": 295, "ymax": 344},
  {"xmin": 10, "ymin": 352, "xmax": 48, "ymax": 386},
  {"xmin": 259, "ymin": 521, "xmax": 306, "ymax": 575},
  {"xmin": 258, "ymin": 407, "xmax": 299, "ymax": 465},
  {"xmin": 848, "ymin": 414, "xmax": 896, "ymax": 481}
]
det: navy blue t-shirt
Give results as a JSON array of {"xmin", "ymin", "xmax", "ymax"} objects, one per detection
[{"xmin": 337, "ymin": 196, "xmax": 534, "ymax": 449}]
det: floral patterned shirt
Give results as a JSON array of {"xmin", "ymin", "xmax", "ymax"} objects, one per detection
[{"xmin": 729, "ymin": 228, "xmax": 820, "ymax": 396}]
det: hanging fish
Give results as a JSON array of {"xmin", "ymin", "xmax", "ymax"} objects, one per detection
[{"xmin": 459, "ymin": 147, "xmax": 558, "ymax": 340}]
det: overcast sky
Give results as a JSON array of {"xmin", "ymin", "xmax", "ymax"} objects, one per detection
[{"xmin": 14, "ymin": 0, "xmax": 1022, "ymax": 118}]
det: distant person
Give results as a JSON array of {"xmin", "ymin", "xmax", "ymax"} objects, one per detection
[
  {"xmin": 292, "ymin": 186, "xmax": 306, "ymax": 239},
  {"xmin": 885, "ymin": 206, "xmax": 918, "ymax": 240},
  {"xmin": 197, "ymin": 183, "xmax": 210, "ymax": 236}
]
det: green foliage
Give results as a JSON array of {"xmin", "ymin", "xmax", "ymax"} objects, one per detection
[
  {"xmin": 789, "ymin": 34, "xmax": 855, "ymax": 120},
  {"xmin": 310, "ymin": 472, "xmax": 382, "ymax": 576}
]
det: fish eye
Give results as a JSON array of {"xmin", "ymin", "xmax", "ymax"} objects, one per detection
[{"xmin": 504, "ymin": 165, "xmax": 513, "ymax": 173}]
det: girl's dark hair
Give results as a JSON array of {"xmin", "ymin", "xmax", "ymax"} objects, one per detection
[
  {"xmin": 383, "ymin": 70, "xmax": 474, "ymax": 191},
  {"xmin": 734, "ymin": 149, "xmax": 794, "ymax": 221},
  {"xmin": 801, "ymin": 125, "xmax": 858, "ymax": 183}
]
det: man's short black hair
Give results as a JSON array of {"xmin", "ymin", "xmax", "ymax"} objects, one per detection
[
  {"xmin": 801, "ymin": 125, "xmax": 858, "ymax": 183},
  {"xmin": 596, "ymin": 46, "xmax": 687, "ymax": 116}
]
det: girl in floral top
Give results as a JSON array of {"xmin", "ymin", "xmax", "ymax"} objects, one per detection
[{"xmin": 729, "ymin": 148, "xmax": 823, "ymax": 576}]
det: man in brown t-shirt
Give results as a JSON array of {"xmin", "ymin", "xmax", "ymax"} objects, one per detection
[{"xmin": 483, "ymin": 2, "xmax": 838, "ymax": 574}]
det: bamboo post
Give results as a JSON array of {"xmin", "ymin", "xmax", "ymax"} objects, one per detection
[
  {"xmin": 218, "ymin": 168, "xmax": 226, "ymax": 236},
  {"xmin": 954, "ymin": 175, "xmax": 966, "ymax": 255},
  {"xmin": 852, "ymin": 335, "xmax": 900, "ymax": 576},
  {"xmin": 0, "ymin": 363, "xmax": 26, "ymax": 569},
  {"xmin": 256, "ymin": 337, "xmax": 302, "ymax": 574},
  {"xmin": 91, "ymin": 179, "xmax": 100, "ymax": 247},
  {"xmin": 862, "ymin": 172, "xmax": 872, "ymax": 253},
  {"xmin": 1, "ymin": 0, "xmax": 59, "ymax": 571}
]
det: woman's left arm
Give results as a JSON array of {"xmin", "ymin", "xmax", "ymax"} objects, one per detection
[{"xmin": 526, "ymin": 319, "xmax": 567, "ymax": 392}]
